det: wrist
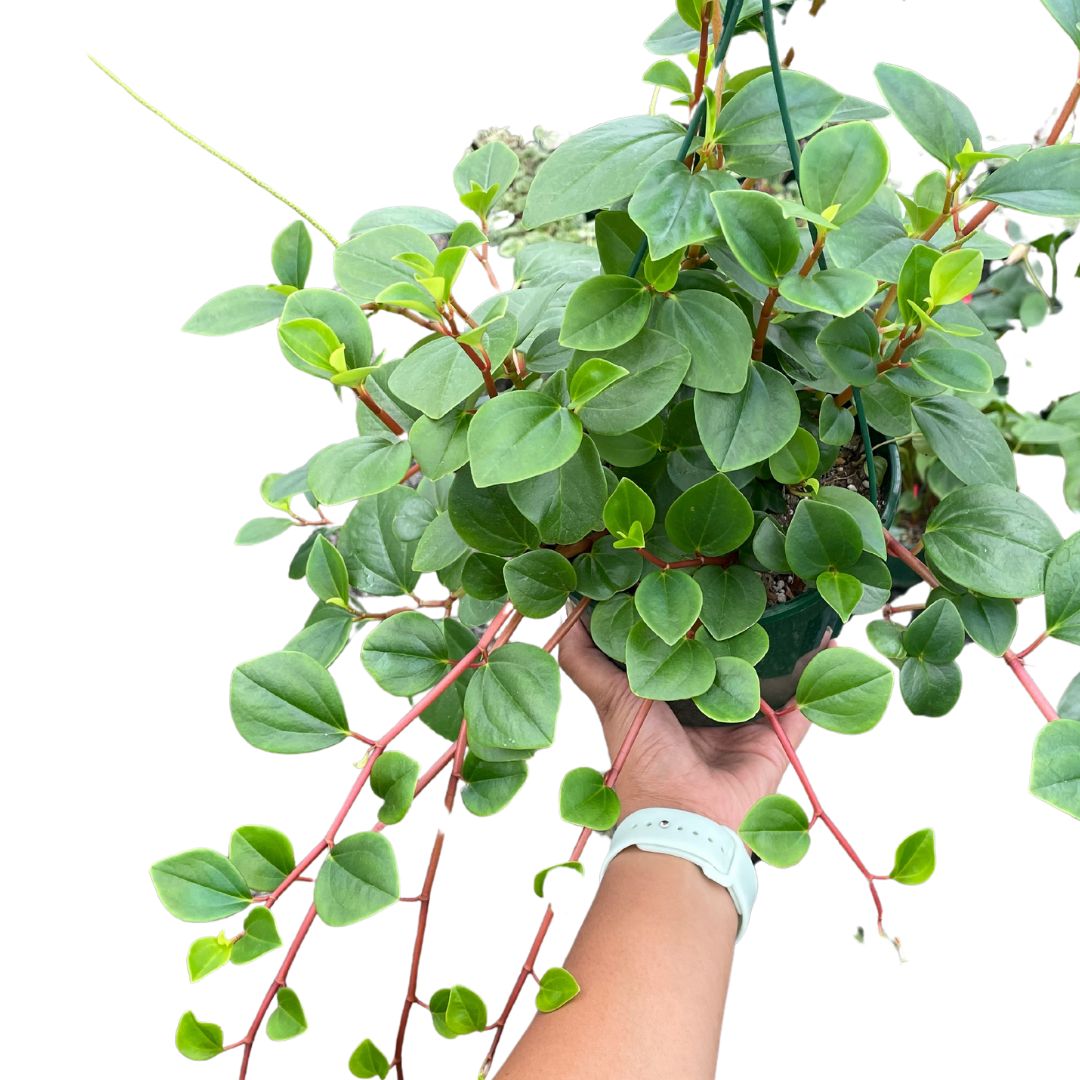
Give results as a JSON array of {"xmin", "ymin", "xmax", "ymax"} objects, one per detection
[{"xmin": 615, "ymin": 790, "xmax": 742, "ymax": 832}]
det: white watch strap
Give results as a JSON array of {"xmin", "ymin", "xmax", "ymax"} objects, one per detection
[{"xmin": 601, "ymin": 808, "xmax": 758, "ymax": 940}]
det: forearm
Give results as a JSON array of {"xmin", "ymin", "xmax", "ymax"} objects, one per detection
[{"xmin": 496, "ymin": 849, "xmax": 738, "ymax": 1079}]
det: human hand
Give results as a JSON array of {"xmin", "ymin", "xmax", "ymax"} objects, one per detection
[{"xmin": 558, "ymin": 621, "xmax": 811, "ymax": 831}]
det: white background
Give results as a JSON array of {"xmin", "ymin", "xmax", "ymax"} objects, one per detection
[{"xmin": 5, "ymin": 1, "xmax": 1080, "ymax": 1077}]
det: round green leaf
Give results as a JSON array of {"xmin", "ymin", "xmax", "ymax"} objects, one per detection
[
  {"xmin": 150, "ymin": 849, "xmax": 251, "ymax": 923},
  {"xmin": 923, "ymin": 485, "xmax": 1062, "ymax": 598},
  {"xmin": 738, "ymin": 794, "xmax": 811, "ymax": 868},
  {"xmin": 175, "ymin": 1011, "xmax": 224, "ymax": 1061},
  {"xmin": 889, "ymin": 828, "xmax": 935, "ymax": 885},
  {"xmin": 816, "ymin": 570, "xmax": 863, "ymax": 622},
  {"xmin": 308, "ymin": 437, "xmax": 412, "ymax": 504},
  {"xmin": 778, "ymin": 268, "xmax": 879, "ymax": 318},
  {"xmin": 955, "ymin": 593, "xmax": 1017, "ymax": 656},
  {"xmin": 568, "ymin": 357, "xmax": 630, "ymax": 410},
  {"xmin": 816, "ymin": 312, "xmax": 879, "ymax": 386},
  {"xmin": 560, "ymin": 766, "xmax": 620, "ymax": 830},
  {"xmin": 314, "ymin": 831, "xmax": 400, "ymax": 927},
  {"xmin": 349, "ymin": 1039, "xmax": 390, "ymax": 1079},
  {"xmin": 695, "ymin": 363, "xmax": 801, "ymax": 470},
  {"xmin": 338, "ymin": 487, "xmax": 424, "ymax": 596},
  {"xmin": 230, "ymin": 650, "xmax": 350, "ymax": 754},
  {"xmin": 716, "ymin": 70, "xmax": 843, "ymax": 145},
  {"xmin": 654, "ymin": 289, "xmax": 752, "ymax": 393},
  {"xmin": 503, "ymin": 550, "xmax": 576, "ymax": 618},
  {"xmin": 334, "ymin": 224, "xmax": 439, "ymax": 303},
  {"xmin": 187, "ymin": 933, "xmax": 232, "ymax": 981},
  {"xmin": 279, "ymin": 288, "xmax": 373, "ymax": 377},
  {"xmin": 693, "ymin": 656, "xmax": 760, "ymax": 724},
  {"xmin": 818, "ymin": 395, "xmax": 855, "ymax": 446},
  {"xmin": 1030, "ymin": 718, "xmax": 1080, "ymax": 819},
  {"xmin": 785, "ymin": 498, "xmax": 863, "ymax": 580},
  {"xmin": 231, "ymin": 907, "xmax": 282, "ymax": 965},
  {"xmin": 461, "ymin": 753, "xmax": 528, "ymax": 816},
  {"xmin": 973, "ymin": 144, "xmax": 1080, "ymax": 217},
  {"xmin": 625, "ymin": 621, "xmax": 716, "ymax": 700},
  {"xmin": 800, "ymin": 121, "xmax": 890, "ymax": 225},
  {"xmin": 769, "ymin": 427, "xmax": 821, "ymax": 485},
  {"xmin": 229, "ymin": 826, "xmax": 296, "ymax": 893},
  {"xmin": 902, "ymin": 598, "xmax": 964, "ymax": 663},
  {"xmin": 899, "ymin": 657, "xmax": 961, "ymax": 716},
  {"xmin": 573, "ymin": 538, "xmax": 644, "ymax": 600},
  {"xmin": 182, "ymin": 286, "xmax": 286, "ymax": 336},
  {"xmin": 635, "ymin": 569, "xmax": 703, "ymax": 645},
  {"xmin": 665, "ymin": 473, "xmax": 755, "ymax": 555},
  {"xmin": 910, "ymin": 347, "xmax": 993, "ymax": 393},
  {"xmin": 559, "ymin": 275, "xmax": 653, "ymax": 352},
  {"xmin": 361, "ymin": 612, "xmax": 476, "ymax": 697},
  {"xmin": 628, "ymin": 160, "xmax": 726, "ymax": 260},
  {"xmin": 536, "ymin": 967, "xmax": 582, "ymax": 1014},
  {"xmin": 711, "ymin": 189, "xmax": 800, "ymax": 286},
  {"xmin": 795, "ymin": 647, "xmax": 893, "ymax": 733},
  {"xmin": 371, "ymin": 751, "xmax": 421, "ymax": 826},
  {"xmin": 1045, "ymin": 532, "xmax": 1080, "ymax": 644},
  {"xmin": 448, "ymin": 467, "xmax": 541, "ymax": 556},
  {"xmin": 695, "ymin": 564, "xmax": 767, "ymax": 641},
  {"xmin": 465, "ymin": 643, "xmax": 560, "ymax": 751},
  {"xmin": 928, "ymin": 249, "xmax": 983, "ymax": 307},
  {"xmin": 267, "ymin": 987, "xmax": 307, "ymax": 1041}
]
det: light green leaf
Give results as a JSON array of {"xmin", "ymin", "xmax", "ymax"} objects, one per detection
[
  {"xmin": 779, "ymin": 268, "xmax": 878, "ymax": 318},
  {"xmin": 183, "ymin": 285, "xmax": 286, "ymax": 335},
  {"xmin": 560, "ymin": 275, "xmax": 653, "ymax": 352},
  {"xmin": 711, "ymin": 189, "xmax": 800, "ymax": 287},
  {"xmin": 635, "ymin": 569, "xmax": 703, "ymax": 645},
  {"xmin": 643, "ymin": 58, "xmax": 692, "ymax": 94},
  {"xmin": 800, "ymin": 122, "xmax": 890, "ymax": 225},
  {"xmin": 769, "ymin": 427, "xmax": 820, "ymax": 485},
  {"xmin": 929, "ymin": 249, "xmax": 983, "ymax": 308},
  {"xmin": 1045, "ymin": 533, "xmax": 1080, "ymax": 644},
  {"xmin": 1031, "ymin": 718, "xmax": 1080, "ymax": 818},
  {"xmin": 974, "ymin": 145, "xmax": 1080, "ymax": 216},
  {"xmin": 536, "ymin": 967, "xmax": 582, "ymax": 1013},
  {"xmin": 187, "ymin": 933, "xmax": 231, "ymax": 981},
  {"xmin": 175, "ymin": 1012, "xmax": 224, "ymax": 1061},
  {"xmin": 267, "ymin": 987, "xmax": 307, "ymax": 1041},
  {"xmin": 389, "ymin": 336, "xmax": 485, "ymax": 421},
  {"xmin": 231, "ymin": 907, "xmax": 282, "ymax": 965},
  {"xmin": 795, "ymin": 647, "xmax": 893, "ymax": 734},
  {"xmin": 816, "ymin": 570, "xmax": 863, "ymax": 622},
  {"xmin": 280, "ymin": 288, "xmax": 373, "ymax": 377},
  {"xmin": 1041, "ymin": 0, "xmax": 1080, "ymax": 45},
  {"xmin": 738, "ymin": 794, "xmax": 811, "ymax": 868},
  {"xmin": 569, "ymin": 358, "xmax": 629, "ymax": 411},
  {"xmin": 603, "ymin": 477, "xmax": 655, "ymax": 547},
  {"xmin": 693, "ymin": 655, "xmax": 761, "ymax": 723},
  {"xmin": 339, "ymin": 487, "xmax": 424, "ymax": 595},
  {"xmin": 534, "ymin": 862, "xmax": 585, "ymax": 898},
  {"xmin": 468, "ymin": 391, "xmax": 583, "ymax": 488},
  {"xmin": 454, "ymin": 141, "xmax": 519, "ymax": 218},
  {"xmin": 890, "ymin": 828, "xmax": 935, "ymax": 885},
  {"xmin": 230, "ymin": 650, "xmax": 350, "ymax": 753},
  {"xmin": 625, "ymin": 621, "xmax": 716, "ymax": 700},
  {"xmin": 334, "ymin": 225, "xmax": 438, "ymax": 303},
  {"xmin": 371, "ymin": 751, "xmax": 420, "ymax": 825},
  {"xmin": 716, "ymin": 71, "xmax": 842, "ymax": 145},
  {"xmin": 236, "ymin": 517, "xmax": 294, "ymax": 545},
  {"xmin": 272, "ymin": 221, "xmax": 312, "ymax": 289},
  {"xmin": 910, "ymin": 346, "xmax": 992, "ymax": 393},
  {"xmin": 349, "ymin": 1039, "xmax": 390, "ymax": 1079},
  {"xmin": 560, "ymin": 767, "xmax": 620, "ymax": 830},
  {"xmin": 150, "ymin": 849, "xmax": 251, "ymax": 922},
  {"xmin": 315, "ymin": 832, "xmax": 399, "ymax": 926},
  {"xmin": 229, "ymin": 826, "xmax": 295, "ymax": 893}
]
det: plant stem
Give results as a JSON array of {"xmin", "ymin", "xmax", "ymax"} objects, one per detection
[
  {"xmin": 354, "ymin": 385, "xmax": 406, "ymax": 436},
  {"xmin": 480, "ymin": 698, "xmax": 653, "ymax": 1076},
  {"xmin": 798, "ymin": 231, "xmax": 827, "ymax": 277},
  {"xmin": 691, "ymin": 8, "xmax": 711, "ymax": 106},
  {"xmin": 751, "ymin": 288, "xmax": 780, "ymax": 360},
  {"xmin": 543, "ymin": 596, "xmax": 591, "ymax": 652},
  {"xmin": 88, "ymin": 57, "xmax": 340, "ymax": 247}
]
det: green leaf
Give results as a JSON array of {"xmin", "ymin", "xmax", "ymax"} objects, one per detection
[
  {"xmin": 711, "ymin": 189, "xmax": 800, "ymax": 287},
  {"xmin": 465, "ymin": 643, "xmax": 560, "ymax": 751},
  {"xmin": 339, "ymin": 487, "xmax": 423, "ymax": 595},
  {"xmin": 769, "ymin": 427, "xmax": 820, "ymax": 485},
  {"xmin": 574, "ymin": 329, "xmax": 691, "ymax": 435},
  {"xmin": 183, "ymin": 285, "xmax": 286, "ymax": 335},
  {"xmin": 900, "ymin": 657, "xmax": 961, "ymax": 716},
  {"xmin": 388, "ymin": 336, "xmax": 485, "ymax": 421},
  {"xmin": 625, "ymin": 621, "xmax": 716, "ymax": 700},
  {"xmin": 277, "ymin": 316, "xmax": 342, "ymax": 375},
  {"xmin": 628, "ymin": 160, "xmax": 728, "ymax": 259},
  {"xmin": 701, "ymin": 623, "xmax": 770, "ymax": 665},
  {"xmin": 902, "ymin": 598, "xmax": 964, "ymax": 663},
  {"xmin": 635, "ymin": 569, "xmax": 703, "ymax": 645},
  {"xmin": 449, "ymin": 467, "xmax": 540, "ymax": 556},
  {"xmin": 912, "ymin": 397, "xmax": 1016, "ymax": 489},
  {"xmin": 536, "ymin": 967, "xmax": 582, "ymax": 1013},
  {"xmin": 693, "ymin": 655, "xmax": 761, "ymax": 723},
  {"xmin": 431, "ymin": 985, "xmax": 488, "ymax": 1036},
  {"xmin": 569, "ymin": 358, "xmax": 629, "ymax": 411},
  {"xmin": 308, "ymin": 436, "xmax": 411, "ymax": 504},
  {"xmin": 779, "ymin": 268, "xmax": 878, "ymax": 318},
  {"xmin": 272, "ymin": 221, "xmax": 313, "ymax": 289},
  {"xmin": 229, "ymin": 826, "xmax": 295, "ymax": 893},
  {"xmin": 230, "ymin": 650, "xmax": 350, "ymax": 754},
  {"xmin": 874, "ymin": 64, "xmax": 981, "ymax": 166},
  {"xmin": 371, "ymin": 751, "xmax": 420, "ymax": 825},
  {"xmin": 361, "ymin": 612, "xmax": 475, "ymax": 696},
  {"xmin": 236, "ymin": 517, "xmax": 294, "ymax": 545},
  {"xmin": 454, "ymin": 141, "xmax": 519, "ymax": 218},
  {"xmin": 468, "ymin": 390, "xmax": 583, "ymax": 487},
  {"xmin": 910, "ymin": 346, "xmax": 992, "ymax": 393},
  {"xmin": 800, "ymin": 122, "xmax": 890, "ymax": 225},
  {"xmin": 644, "ymin": 58, "xmax": 692, "ymax": 94},
  {"xmin": 928, "ymin": 249, "xmax": 983, "ymax": 307},
  {"xmin": 150, "ymin": 849, "xmax": 251, "ymax": 922},
  {"xmin": 896, "ymin": 244, "xmax": 941, "ymax": 323},
  {"xmin": 814, "ymin": 487, "xmax": 887, "ymax": 560},
  {"xmin": 695, "ymin": 564, "xmax": 766, "ymax": 640},
  {"xmin": 573, "ymin": 538, "xmax": 643, "ymax": 600},
  {"xmin": 923, "ymin": 485, "xmax": 1061, "ymax": 598},
  {"xmin": 523, "ymin": 116, "xmax": 689, "ymax": 228},
  {"xmin": 603, "ymin": 477, "xmax": 655, "ymax": 547},
  {"xmin": 665, "ymin": 473, "xmax": 755, "ymax": 555},
  {"xmin": 1046, "ymin": 533, "xmax": 1080, "ymax": 644},
  {"xmin": 560, "ymin": 275, "xmax": 653, "ymax": 352},
  {"xmin": 305, "ymin": 534, "xmax": 350, "ymax": 605},
  {"xmin": 534, "ymin": 861, "xmax": 585, "ymax": 898},
  {"xmin": 350, "ymin": 206, "xmax": 457, "ymax": 236},
  {"xmin": 349, "ymin": 1039, "xmax": 391, "ymax": 1078},
  {"xmin": 653, "ymin": 289, "xmax": 752, "ymax": 393},
  {"xmin": 974, "ymin": 145, "xmax": 1080, "ymax": 217},
  {"xmin": 461, "ymin": 753, "xmax": 528, "ymax": 816},
  {"xmin": 738, "ymin": 794, "xmax": 811, "ymax": 868},
  {"xmin": 696, "ymin": 363, "xmax": 800, "ymax": 470},
  {"xmin": 188, "ymin": 932, "xmax": 231, "ymax": 981},
  {"xmin": 867, "ymin": 619, "xmax": 906, "ymax": 661},
  {"xmin": 409, "ymin": 412, "xmax": 471, "ymax": 480},
  {"xmin": 315, "ymin": 832, "xmax": 399, "ymax": 926},
  {"xmin": 279, "ymin": 288, "xmax": 373, "ymax": 377},
  {"xmin": 816, "ymin": 570, "xmax": 863, "ymax": 622},
  {"xmin": 716, "ymin": 71, "xmax": 842, "ymax": 145},
  {"xmin": 231, "ymin": 907, "xmax": 282, "ymax": 965},
  {"xmin": 816, "ymin": 312, "xmax": 879, "ymax": 386},
  {"xmin": 955, "ymin": 593, "xmax": 1017, "ymax": 657},
  {"xmin": 795, "ymin": 647, "xmax": 893, "ymax": 734},
  {"xmin": 508, "ymin": 436, "xmax": 607, "ymax": 545},
  {"xmin": 175, "ymin": 1011, "xmax": 224, "ymax": 1061},
  {"xmin": 560, "ymin": 767, "xmax": 620, "ymax": 830},
  {"xmin": 267, "ymin": 987, "xmax": 307, "ymax": 1041},
  {"xmin": 1041, "ymin": 0, "xmax": 1080, "ymax": 45},
  {"xmin": 504, "ymin": 550, "xmax": 576, "ymax": 618},
  {"xmin": 461, "ymin": 552, "xmax": 509, "ymax": 601},
  {"xmin": 785, "ymin": 498, "xmax": 863, "ymax": 579},
  {"xmin": 890, "ymin": 828, "xmax": 935, "ymax": 885},
  {"xmin": 1031, "ymin": 718, "xmax": 1080, "ymax": 818},
  {"xmin": 334, "ymin": 225, "xmax": 438, "ymax": 303}
]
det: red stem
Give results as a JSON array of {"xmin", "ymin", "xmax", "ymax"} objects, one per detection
[
  {"xmin": 751, "ymin": 288, "xmax": 780, "ymax": 361},
  {"xmin": 690, "ymin": 9, "xmax": 710, "ymax": 106},
  {"xmin": 354, "ymin": 385, "xmax": 405, "ymax": 437}
]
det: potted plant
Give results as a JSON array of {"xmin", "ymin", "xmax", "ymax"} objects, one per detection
[{"xmin": 95, "ymin": 0, "xmax": 1080, "ymax": 1075}]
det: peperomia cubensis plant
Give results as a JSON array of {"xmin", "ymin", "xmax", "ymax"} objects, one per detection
[{"xmin": 94, "ymin": 0, "xmax": 1080, "ymax": 1074}]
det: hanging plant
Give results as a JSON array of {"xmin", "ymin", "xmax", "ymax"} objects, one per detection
[{"xmin": 95, "ymin": 0, "xmax": 1080, "ymax": 1075}]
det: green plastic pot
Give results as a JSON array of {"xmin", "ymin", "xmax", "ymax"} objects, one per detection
[{"xmin": 579, "ymin": 437, "xmax": 904, "ymax": 726}]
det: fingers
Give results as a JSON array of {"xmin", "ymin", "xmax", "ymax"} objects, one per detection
[{"xmin": 558, "ymin": 621, "xmax": 637, "ymax": 756}]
